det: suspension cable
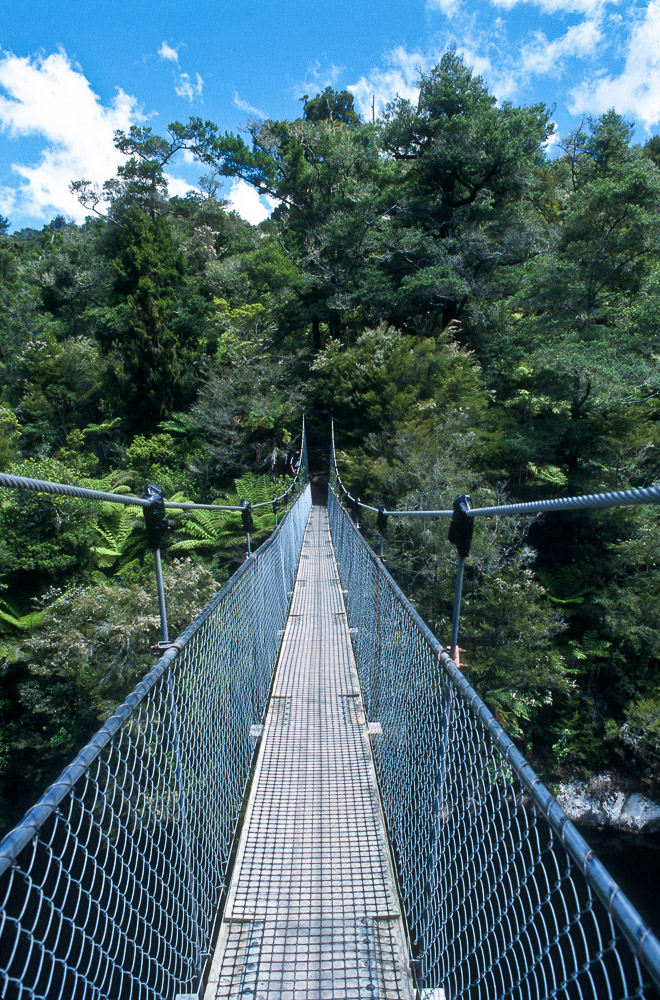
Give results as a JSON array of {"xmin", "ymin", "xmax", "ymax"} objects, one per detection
[
  {"xmin": 0, "ymin": 415, "xmax": 307, "ymax": 513},
  {"xmin": 330, "ymin": 419, "xmax": 660, "ymax": 519}
]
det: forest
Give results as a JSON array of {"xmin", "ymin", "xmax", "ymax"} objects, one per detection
[{"xmin": 1, "ymin": 51, "xmax": 659, "ymax": 834}]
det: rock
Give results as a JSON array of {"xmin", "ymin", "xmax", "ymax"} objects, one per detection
[{"xmin": 557, "ymin": 774, "xmax": 660, "ymax": 834}]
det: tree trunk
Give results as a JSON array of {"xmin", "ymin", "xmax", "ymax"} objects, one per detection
[{"xmin": 311, "ymin": 315, "xmax": 320, "ymax": 353}]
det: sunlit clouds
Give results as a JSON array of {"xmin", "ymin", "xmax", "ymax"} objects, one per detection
[
  {"xmin": 157, "ymin": 40, "xmax": 203, "ymax": 103},
  {"xmin": 569, "ymin": 0, "xmax": 660, "ymax": 129},
  {"xmin": 349, "ymin": 46, "xmax": 432, "ymax": 119},
  {"xmin": 226, "ymin": 178, "xmax": 277, "ymax": 225},
  {"xmin": 0, "ymin": 49, "xmax": 142, "ymax": 222}
]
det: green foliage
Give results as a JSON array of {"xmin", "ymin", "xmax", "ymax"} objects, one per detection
[
  {"xmin": 618, "ymin": 698, "xmax": 660, "ymax": 782},
  {"xmin": 0, "ymin": 591, "xmax": 44, "ymax": 632},
  {"xmin": 90, "ymin": 502, "xmax": 144, "ymax": 575},
  {"xmin": 0, "ymin": 408, "xmax": 19, "ymax": 470},
  {"xmin": 100, "ymin": 207, "xmax": 200, "ymax": 430},
  {"xmin": 0, "ymin": 558, "xmax": 218, "ymax": 831},
  {"xmin": 301, "ymin": 87, "xmax": 362, "ymax": 126},
  {"xmin": 1, "ymin": 60, "xmax": 660, "ymax": 821},
  {"xmin": 0, "ymin": 460, "xmax": 98, "ymax": 585},
  {"xmin": 170, "ymin": 472, "xmax": 290, "ymax": 560}
]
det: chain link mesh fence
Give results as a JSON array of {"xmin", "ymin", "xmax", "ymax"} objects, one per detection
[
  {"xmin": 0, "ymin": 482, "xmax": 312, "ymax": 1000},
  {"xmin": 328, "ymin": 486, "xmax": 660, "ymax": 1000}
]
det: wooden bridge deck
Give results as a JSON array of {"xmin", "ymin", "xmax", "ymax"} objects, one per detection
[{"xmin": 203, "ymin": 504, "xmax": 416, "ymax": 1000}]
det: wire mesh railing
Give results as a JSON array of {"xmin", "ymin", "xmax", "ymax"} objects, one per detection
[
  {"xmin": 0, "ymin": 480, "xmax": 312, "ymax": 1000},
  {"xmin": 328, "ymin": 485, "xmax": 660, "ymax": 1000}
]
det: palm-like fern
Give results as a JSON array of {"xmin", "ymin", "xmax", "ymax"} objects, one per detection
[
  {"xmin": 536, "ymin": 565, "xmax": 594, "ymax": 607},
  {"xmin": 82, "ymin": 470, "xmax": 147, "ymax": 574},
  {"xmin": 169, "ymin": 473, "xmax": 292, "ymax": 557},
  {"xmin": 0, "ymin": 592, "xmax": 45, "ymax": 633},
  {"xmin": 91, "ymin": 503, "xmax": 145, "ymax": 571}
]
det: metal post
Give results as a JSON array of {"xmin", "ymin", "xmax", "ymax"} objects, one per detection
[
  {"xmin": 449, "ymin": 556, "xmax": 465, "ymax": 662},
  {"xmin": 154, "ymin": 547, "xmax": 169, "ymax": 644},
  {"xmin": 376, "ymin": 504, "xmax": 387, "ymax": 560},
  {"xmin": 447, "ymin": 494, "xmax": 474, "ymax": 663},
  {"xmin": 143, "ymin": 484, "xmax": 170, "ymax": 650},
  {"xmin": 241, "ymin": 499, "xmax": 254, "ymax": 558}
]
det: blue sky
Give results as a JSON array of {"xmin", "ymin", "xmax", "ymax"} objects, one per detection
[{"xmin": 0, "ymin": 0, "xmax": 659, "ymax": 230}]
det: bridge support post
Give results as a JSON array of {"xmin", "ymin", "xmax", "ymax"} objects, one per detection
[
  {"xmin": 143, "ymin": 484, "xmax": 171, "ymax": 647},
  {"xmin": 241, "ymin": 499, "xmax": 254, "ymax": 557},
  {"xmin": 449, "ymin": 556, "xmax": 464, "ymax": 662},
  {"xmin": 447, "ymin": 495, "xmax": 474, "ymax": 663},
  {"xmin": 154, "ymin": 547, "xmax": 169, "ymax": 644}
]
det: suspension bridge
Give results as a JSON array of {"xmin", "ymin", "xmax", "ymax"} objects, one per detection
[{"xmin": 1, "ymin": 421, "xmax": 660, "ymax": 999}]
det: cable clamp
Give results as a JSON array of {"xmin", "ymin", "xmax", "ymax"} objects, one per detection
[
  {"xmin": 637, "ymin": 927, "xmax": 651, "ymax": 959},
  {"xmin": 608, "ymin": 886, "xmax": 619, "ymax": 916},
  {"xmin": 441, "ymin": 646, "xmax": 465, "ymax": 669},
  {"xmin": 150, "ymin": 641, "xmax": 183, "ymax": 654}
]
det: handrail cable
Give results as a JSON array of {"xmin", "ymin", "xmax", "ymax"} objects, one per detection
[
  {"xmin": 0, "ymin": 416, "xmax": 307, "ymax": 513},
  {"xmin": 328, "ymin": 484, "xmax": 660, "ymax": 995},
  {"xmin": 0, "ymin": 481, "xmax": 314, "ymax": 1000},
  {"xmin": 331, "ymin": 417, "xmax": 660, "ymax": 518}
]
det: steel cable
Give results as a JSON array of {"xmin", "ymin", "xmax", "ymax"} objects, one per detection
[
  {"xmin": 0, "ymin": 416, "xmax": 306, "ymax": 513},
  {"xmin": 331, "ymin": 419, "xmax": 660, "ymax": 520},
  {"xmin": 0, "ymin": 483, "xmax": 313, "ymax": 1000},
  {"xmin": 328, "ymin": 484, "xmax": 660, "ymax": 999}
]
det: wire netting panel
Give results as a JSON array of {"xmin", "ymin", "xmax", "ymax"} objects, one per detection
[
  {"xmin": 0, "ymin": 484, "xmax": 312, "ymax": 1000},
  {"xmin": 328, "ymin": 487, "xmax": 660, "ymax": 1000}
]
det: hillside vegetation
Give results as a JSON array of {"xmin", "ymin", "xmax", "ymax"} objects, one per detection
[{"xmin": 1, "ymin": 53, "xmax": 660, "ymax": 831}]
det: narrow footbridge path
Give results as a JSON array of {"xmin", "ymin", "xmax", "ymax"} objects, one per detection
[
  {"xmin": 205, "ymin": 506, "xmax": 414, "ymax": 998},
  {"xmin": 2, "ymin": 436, "xmax": 660, "ymax": 1000}
]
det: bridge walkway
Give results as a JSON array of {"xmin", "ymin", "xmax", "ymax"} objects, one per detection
[{"xmin": 203, "ymin": 504, "xmax": 416, "ymax": 999}]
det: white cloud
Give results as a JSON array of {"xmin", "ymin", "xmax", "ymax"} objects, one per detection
[
  {"xmin": 569, "ymin": 0, "xmax": 660, "ymax": 130},
  {"xmin": 225, "ymin": 178, "xmax": 276, "ymax": 226},
  {"xmin": 233, "ymin": 90, "xmax": 265, "ymax": 117},
  {"xmin": 0, "ymin": 48, "xmax": 143, "ymax": 224},
  {"xmin": 174, "ymin": 71, "xmax": 204, "ymax": 102},
  {"xmin": 158, "ymin": 42, "xmax": 180, "ymax": 64},
  {"xmin": 521, "ymin": 19, "xmax": 603, "ymax": 76},
  {"xmin": 427, "ymin": 0, "xmax": 462, "ymax": 17},
  {"xmin": 490, "ymin": 0, "xmax": 616, "ymax": 13},
  {"xmin": 164, "ymin": 172, "xmax": 197, "ymax": 199},
  {"xmin": 348, "ymin": 41, "xmax": 523, "ymax": 118},
  {"xmin": 348, "ymin": 46, "xmax": 434, "ymax": 119},
  {"xmin": 545, "ymin": 122, "xmax": 562, "ymax": 152},
  {"xmin": 295, "ymin": 59, "xmax": 344, "ymax": 99},
  {"xmin": 157, "ymin": 41, "xmax": 203, "ymax": 103},
  {"xmin": 456, "ymin": 46, "xmax": 519, "ymax": 100}
]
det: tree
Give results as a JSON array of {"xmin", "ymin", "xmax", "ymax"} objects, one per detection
[
  {"xmin": 491, "ymin": 110, "xmax": 660, "ymax": 487},
  {"xmin": 99, "ymin": 207, "xmax": 196, "ymax": 429},
  {"xmin": 301, "ymin": 87, "xmax": 362, "ymax": 126},
  {"xmin": 179, "ymin": 107, "xmax": 387, "ymax": 348},
  {"xmin": 71, "ymin": 124, "xmax": 195, "ymax": 223},
  {"xmin": 377, "ymin": 51, "xmax": 553, "ymax": 331},
  {"xmin": 0, "ymin": 558, "xmax": 218, "ymax": 832}
]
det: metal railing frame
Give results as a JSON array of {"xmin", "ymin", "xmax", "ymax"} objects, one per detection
[
  {"xmin": 0, "ymin": 472, "xmax": 312, "ymax": 999},
  {"xmin": 328, "ymin": 483, "xmax": 660, "ymax": 999}
]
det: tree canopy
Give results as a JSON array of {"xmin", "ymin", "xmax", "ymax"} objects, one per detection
[{"xmin": 1, "ymin": 60, "xmax": 660, "ymax": 832}]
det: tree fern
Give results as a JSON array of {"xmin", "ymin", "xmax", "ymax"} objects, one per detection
[
  {"xmin": 169, "ymin": 474, "xmax": 291, "ymax": 557},
  {"xmin": 0, "ymin": 594, "xmax": 45, "ymax": 633},
  {"xmin": 90, "ymin": 502, "xmax": 144, "ymax": 573},
  {"xmin": 536, "ymin": 565, "xmax": 593, "ymax": 607}
]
